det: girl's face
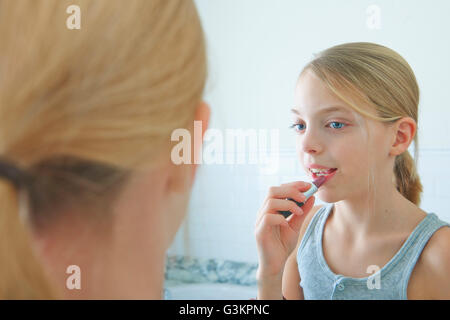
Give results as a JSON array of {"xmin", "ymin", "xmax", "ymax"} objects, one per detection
[{"xmin": 293, "ymin": 70, "xmax": 395, "ymax": 203}]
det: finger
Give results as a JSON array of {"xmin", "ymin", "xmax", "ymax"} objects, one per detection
[
  {"xmin": 257, "ymin": 213, "xmax": 289, "ymax": 235},
  {"xmin": 301, "ymin": 195, "xmax": 315, "ymax": 215},
  {"xmin": 267, "ymin": 185, "xmax": 307, "ymax": 203},
  {"xmin": 280, "ymin": 180, "xmax": 311, "ymax": 188},
  {"xmin": 256, "ymin": 181, "xmax": 312, "ymax": 227},
  {"xmin": 286, "ymin": 212, "xmax": 304, "ymax": 233},
  {"xmin": 266, "ymin": 198, "xmax": 304, "ymax": 215},
  {"xmin": 256, "ymin": 198, "xmax": 302, "ymax": 227},
  {"xmin": 287, "ymin": 196, "xmax": 315, "ymax": 232},
  {"xmin": 281, "ymin": 180, "xmax": 315, "ymax": 193},
  {"xmin": 256, "ymin": 198, "xmax": 303, "ymax": 227},
  {"xmin": 256, "ymin": 185, "xmax": 307, "ymax": 224}
]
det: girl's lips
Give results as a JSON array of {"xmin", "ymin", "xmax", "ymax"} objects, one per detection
[
  {"xmin": 310, "ymin": 168, "xmax": 338, "ymax": 184},
  {"xmin": 308, "ymin": 164, "xmax": 335, "ymax": 170}
]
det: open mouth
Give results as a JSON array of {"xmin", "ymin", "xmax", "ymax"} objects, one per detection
[{"xmin": 309, "ymin": 168, "xmax": 338, "ymax": 180}]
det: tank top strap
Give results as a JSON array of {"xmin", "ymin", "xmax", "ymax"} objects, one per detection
[
  {"xmin": 297, "ymin": 203, "xmax": 333, "ymax": 261},
  {"xmin": 382, "ymin": 212, "xmax": 450, "ymax": 277},
  {"xmin": 396, "ymin": 213, "xmax": 450, "ymax": 298}
]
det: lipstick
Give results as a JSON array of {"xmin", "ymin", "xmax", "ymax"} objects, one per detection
[{"xmin": 278, "ymin": 176, "xmax": 327, "ymax": 218}]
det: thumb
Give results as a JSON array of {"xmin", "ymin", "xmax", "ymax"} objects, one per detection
[{"xmin": 287, "ymin": 196, "xmax": 315, "ymax": 232}]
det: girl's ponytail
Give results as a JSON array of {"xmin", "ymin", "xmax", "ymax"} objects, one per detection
[{"xmin": 394, "ymin": 150, "xmax": 423, "ymax": 206}]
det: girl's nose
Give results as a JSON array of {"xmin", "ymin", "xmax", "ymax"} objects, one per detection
[{"xmin": 299, "ymin": 130, "xmax": 323, "ymax": 155}]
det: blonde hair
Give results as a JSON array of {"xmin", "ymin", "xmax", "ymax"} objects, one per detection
[
  {"xmin": 0, "ymin": 0, "xmax": 206, "ymax": 299},
  {"xmin": 301, "ymin": 42, "xmax": 422, "ymax": 206}
]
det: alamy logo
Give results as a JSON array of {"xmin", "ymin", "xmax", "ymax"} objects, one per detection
[
  {"xmin": 366, "ymin": 5, "xmax": 382, "ymax": 30},
  {"xmin": 171, "ymin": 121, "xmax": 280, "ymax": 175},
  {"xmin": 366, "ymin": 265, "xmax": 381, "ymax": 290},
  {"xmin": 66, "ymin": 5, "xmax": 81, "ymax": 30},
  {"xmin": 66, "ymin": 265, "xmax": 81, "ymax": 290}
]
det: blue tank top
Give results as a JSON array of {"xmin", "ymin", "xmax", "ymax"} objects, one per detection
[{"xmin": 297, "ymin": 203, "xmax": 450, "ymax": 299}]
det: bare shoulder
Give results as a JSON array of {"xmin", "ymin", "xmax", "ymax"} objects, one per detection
[{"xmin": 408, "ymin": 225, "xmax": 450, "ymax": 299}]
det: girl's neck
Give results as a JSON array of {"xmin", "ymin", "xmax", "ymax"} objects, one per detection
[
  {"xmin": 332, "ymin": 186, "xmax": 426, "ymax": 240},
  {"xmin": 59, "ymin": 243, "xmax": 166, "ymax": 299}
]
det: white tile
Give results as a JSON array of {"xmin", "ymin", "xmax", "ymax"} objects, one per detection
[{"xmin": 181, "ymin": 147, "xmax": 450, "ymax": 264}]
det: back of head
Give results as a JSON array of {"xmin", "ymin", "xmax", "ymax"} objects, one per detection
[
  {"xmin": 301, "ymin": 42, "xmax": 423, "ymax": 206},
  {"xmin": 0, "ymin": 0, "xmax": 206, "ymax": 299}
]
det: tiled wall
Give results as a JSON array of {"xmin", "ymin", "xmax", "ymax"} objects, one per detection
[{"xmin": 167, "ymin": 148, "xmax": 450, "ymax": 263}]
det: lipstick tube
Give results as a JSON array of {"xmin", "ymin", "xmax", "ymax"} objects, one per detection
[{"xmin": 278, "ymin": 176, "xmax": 326, "ymax": 218}]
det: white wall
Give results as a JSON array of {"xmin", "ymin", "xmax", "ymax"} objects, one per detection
[{"xmin": 168, "ymin": 0, "xmax": 450, "ymax": 263}]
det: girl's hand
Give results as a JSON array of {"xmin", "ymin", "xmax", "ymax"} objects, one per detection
[{"xmin": 255, "ymin": 181, "xmax": 316, "ymax": 278}]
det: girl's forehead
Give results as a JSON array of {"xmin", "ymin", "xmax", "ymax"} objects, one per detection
[
  {"xmin": 291, "ymin": 103, "xmax": 358, "ymax": 118},
  {"xmin": 294, "ymin": 70, "xmax": 378, "ymax": 125},
  {"xmin": 295, "ymin": 77, "xmax": 354, "ymax": 114}
]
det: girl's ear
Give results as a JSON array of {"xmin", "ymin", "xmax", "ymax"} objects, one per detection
[{"xmin": 389, "ymin": 117, "xmax": 416, "ymax": 156}]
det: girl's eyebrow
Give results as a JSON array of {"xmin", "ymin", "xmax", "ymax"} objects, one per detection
[{"xmin": 291, "ymin": 105, "xmax": 351, "ymax": 116}]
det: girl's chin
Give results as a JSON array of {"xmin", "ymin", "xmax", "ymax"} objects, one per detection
[{"xmin": 315, "ymin": 189, "xmax": 341, "ymax": 203}]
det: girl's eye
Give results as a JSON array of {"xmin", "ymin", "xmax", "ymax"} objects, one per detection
[
  {"xmin": 328, "ymin": 121, "xmax": 346, "ymax": 129},
  {"xmin": 289, "ymin": 123, "xmax": 305, "ymax": 131},
  {"xmin": 290, "ymin": 121, "xmax": 346, "ymax": 132}
]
